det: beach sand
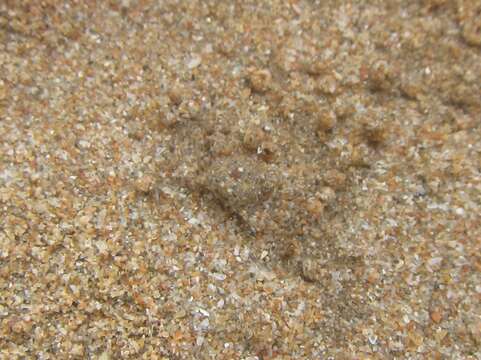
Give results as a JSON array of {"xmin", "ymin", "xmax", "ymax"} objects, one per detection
[{"xmin": 1, "ymin": 1, "xmax": 480, "ymax": 358}]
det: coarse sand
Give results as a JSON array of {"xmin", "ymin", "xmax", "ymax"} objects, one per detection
[{"xmin": 1, "ymin": 1, "xmax": 480, "ymax": 359}]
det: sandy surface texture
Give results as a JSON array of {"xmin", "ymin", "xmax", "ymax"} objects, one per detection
[{"xmin": 1, "ymin": 1, "xmax": 480, "ymax": 359}]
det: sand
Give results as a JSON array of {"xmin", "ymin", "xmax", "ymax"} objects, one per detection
[{"xmin": 1, "ymin": 1, "xmax": 480, "ymax": 358}]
